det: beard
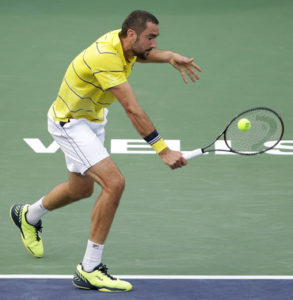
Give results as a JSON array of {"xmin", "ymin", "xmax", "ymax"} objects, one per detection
[
  {"xmin": 132, "ymin": 38, "xmax": 153, "ymax": 60},
  {"xmin": 132, "ymin": 48, "xmax": 153, "ymax": 60}
]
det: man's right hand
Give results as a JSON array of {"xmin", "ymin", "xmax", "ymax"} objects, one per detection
[{"xmin": 159, "ymin": 148, "xmax": 187, "ymax": 169}]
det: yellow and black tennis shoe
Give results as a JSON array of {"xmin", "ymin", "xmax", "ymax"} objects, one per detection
[
  {"xmin": 10, "ymin": 204, "xmax": 44, "ymax": 258},
  {"xmin": 73, "ymin": 263, "xmax": 133, "ymax": 292}
]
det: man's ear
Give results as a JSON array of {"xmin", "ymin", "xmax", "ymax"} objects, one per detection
[{"xmin": 127, "ymin": 29, "xmax": 137, "ymax": 42}]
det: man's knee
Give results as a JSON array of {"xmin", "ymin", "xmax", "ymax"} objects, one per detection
[
  {"xmin": 87, "ymin": 157, "xmax": 125, "ymax": 197},
  {"xmin": 107, "ymin": 173, "xmax": 125, "ymax": 195}
]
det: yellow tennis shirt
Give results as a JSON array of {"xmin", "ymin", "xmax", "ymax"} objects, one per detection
[{"xmin": 49, "ymin": 30, "xmax": 136, "ymax": 122}]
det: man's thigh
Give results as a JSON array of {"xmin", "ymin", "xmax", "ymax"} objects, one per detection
[{"xmin": 68, "ymin": 172, "xmax": 95, "ymax": 196}]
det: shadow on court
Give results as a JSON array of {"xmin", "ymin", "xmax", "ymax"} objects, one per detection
[{"xmin": 1, "ymin": 279, "xmax": 293, "ymax": 300}]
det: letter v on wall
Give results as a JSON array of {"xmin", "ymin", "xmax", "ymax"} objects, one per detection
[{"xmin": 23, "ymin": 138, "xmax": 60, "ymax": 153}]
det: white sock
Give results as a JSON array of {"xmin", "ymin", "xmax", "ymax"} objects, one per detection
[
  {"xmin": 82, "ymin": 240, "xmax": 104, "ymax": 272},
  {"xmin": 26, "ymin": 197, "xmax": 49, "ymax": 225}
]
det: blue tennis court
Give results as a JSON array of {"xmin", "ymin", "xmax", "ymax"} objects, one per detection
[{"xmin": 2, "ymin": 276, "xmax": 293, "ymax": 299}]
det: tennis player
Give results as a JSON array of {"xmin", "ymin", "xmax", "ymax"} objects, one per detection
[{"xmin": 10, "ymin": 10, "xmax": 201, "ymax": 292}]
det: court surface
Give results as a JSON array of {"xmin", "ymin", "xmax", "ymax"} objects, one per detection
[
  {"xmin": 1, "ymin": 0, "xmax": 292, "ymax": 299},
  {"xmin": 2, "ymin": 276, "xmax": 293, "ymax": 300}
]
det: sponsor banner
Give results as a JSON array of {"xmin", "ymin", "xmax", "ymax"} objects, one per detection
[{"xmin": 23, "ymin": 138, "xmax": 293, "ymax": 155}]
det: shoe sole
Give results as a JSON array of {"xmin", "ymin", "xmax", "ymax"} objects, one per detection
[
  {"xmin": 72, "ymin": 273, "xmax": 131, "ymax": 292},
  {"xmin": 72, "ymin": 281, "xmax": 130, "ymax": 292}
]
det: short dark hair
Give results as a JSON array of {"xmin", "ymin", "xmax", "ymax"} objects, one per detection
[{"xmin": 120, "ymin": 10, "xmax": 159, "ymax": 38}]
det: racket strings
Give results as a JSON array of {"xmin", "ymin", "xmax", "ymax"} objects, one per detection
[{"xmin": 225, "ymin": 109, "xmax": 283, "ymax": 154}]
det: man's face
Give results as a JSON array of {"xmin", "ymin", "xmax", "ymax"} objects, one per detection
[{"xmin": 132, "ymin": 22, "xmax": 159, "ymax": 59}]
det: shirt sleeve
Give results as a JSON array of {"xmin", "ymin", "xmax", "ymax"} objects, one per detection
[{"xmin": 93, "ymin": 53, "xmax": 127, "ymax": 90}]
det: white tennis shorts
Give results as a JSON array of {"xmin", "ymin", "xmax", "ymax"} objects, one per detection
[{"xmin": 47, "ymin": 110, "xmax": 109, "ymax": 175}]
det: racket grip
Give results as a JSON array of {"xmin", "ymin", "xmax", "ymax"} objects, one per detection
[{"xmin": 183, "ymin": 148, "xmax": 204, "ymax": 160}]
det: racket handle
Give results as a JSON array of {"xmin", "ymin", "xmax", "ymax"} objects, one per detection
[{"xmin": 183, "ymin": 148, "xmax": 204, "ymax": 160}]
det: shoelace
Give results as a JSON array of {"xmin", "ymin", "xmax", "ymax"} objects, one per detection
[
  {"xmin": 34, "ymin": 222, "xmax": 43, "ymax": 242},
  {"xmin": 98, "ymin": 264, "xmax": 116, "ymax": 280}
]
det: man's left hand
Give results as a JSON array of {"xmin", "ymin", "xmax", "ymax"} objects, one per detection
[{"xmin": 170, "ymin": 54, "xmax": 202, "ymax": 83}]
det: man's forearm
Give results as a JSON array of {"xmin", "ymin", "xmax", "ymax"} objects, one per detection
[
  {"xmin": 125, "ymin": 106, "xmax": 156, "ymax": 138},
  {"xmin": 138, "ymin": 49, "xmax": 174, "ymax": 63},
  {"xmin": 110, "ymin": 82, "xmax": 156, "ymax": 137}
]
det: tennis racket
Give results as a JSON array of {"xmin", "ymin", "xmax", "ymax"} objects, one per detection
[{"xmin": 183, "ymin": 107, "xmax": 284, "ymax": 160}]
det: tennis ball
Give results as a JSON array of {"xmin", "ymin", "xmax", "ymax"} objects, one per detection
[{"xmin": 237, "ymin": 118, "xmax": 251, "ymax": 132}]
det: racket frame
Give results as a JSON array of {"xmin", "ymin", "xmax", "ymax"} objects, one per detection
[{"xmin": 183, "ymin": 107, "xmax": 284, "ymax": 160}]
